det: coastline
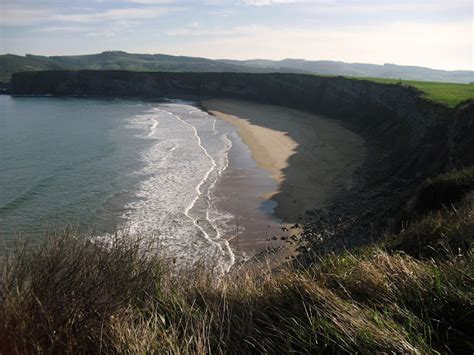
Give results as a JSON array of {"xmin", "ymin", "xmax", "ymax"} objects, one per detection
[
  {"xmin": 202, "ymin": 99, "xmax": 367, "ymax": 222},
  {"xmin": 201, "ymin": 99, "xmax": 367, "ymax": 264}
]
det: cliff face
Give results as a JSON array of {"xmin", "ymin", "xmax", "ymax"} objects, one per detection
[
  {"xmin": 449, "ymin": 101, "xmax": 474, "ymax": 168},
  {"xmin": 10, "ymin": 70, "xmax": 470, "ymax": 183}
]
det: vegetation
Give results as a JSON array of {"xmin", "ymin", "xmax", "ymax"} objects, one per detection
[
  {"xmin": 412, "ymin": 166, "xmax": 474, "ymax": 214},
  {"xmin": 0, "ymin": 52, "xmax": 264, "ymax": 82},
  {"xmin": 1, "ymin": 208, "xmax": 472, "ymax": 354},
  {"xmin": 394, "ymin": 208, "xmax": 473, "ymax": 260},
  {"xmin": 355, "ymin": 77, "xmax": 474, "ymax": 107},
  {"xmin": 226, "ymin": 58, "xmax": 474, "ymax": 84}
]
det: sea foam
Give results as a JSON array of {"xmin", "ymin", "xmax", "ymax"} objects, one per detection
[{"xmin": 122, "ymin": 102, "xmax": 236, "ymax": 274}]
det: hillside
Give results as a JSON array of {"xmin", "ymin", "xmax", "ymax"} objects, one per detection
[
  {"xmin": 0, "ymin": 51, "xmax": 271, "ymax": 82},
  {"xmin": 1, "ymin": 51, "xmax": 472, "ymax": 85},
  {"xmin": 223, "ymin": 58, "xmax": 474, "ymax": 84}
]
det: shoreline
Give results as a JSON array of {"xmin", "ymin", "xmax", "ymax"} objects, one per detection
[
  {"xmin": 202, "ymin": 99, "xmax": 367, "ymax": 223},
  {"xmin": 201, "ymin": 99, "xmax": 367, "ymax": 265},
  {"xmin": 211, "ymin": 125, "xmax": 284, "ymax": 255}
]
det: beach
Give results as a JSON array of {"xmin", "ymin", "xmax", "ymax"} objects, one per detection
[{"xmin": 202, "ymin": 99, "xmax": 367, "ymax": 225}]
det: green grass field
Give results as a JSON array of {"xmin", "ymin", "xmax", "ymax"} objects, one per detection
[{"xmin": 356, "ymin": 77, "xmax": 474, "ymax": 108}]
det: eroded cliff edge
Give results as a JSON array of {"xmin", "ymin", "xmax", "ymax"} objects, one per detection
[{"xmin": 9, "ymin": 70, "xmax": 474, "ymax": 250}]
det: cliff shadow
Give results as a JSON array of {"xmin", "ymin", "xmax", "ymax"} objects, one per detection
[{"xmin": 203, "ymin": 98, "xmax": 368, "ymax": 225}]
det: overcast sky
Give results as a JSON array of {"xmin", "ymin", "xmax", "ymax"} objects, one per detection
[{"xmin": 1, "ymin": 0, "xmax": 472, "ymax": 70}]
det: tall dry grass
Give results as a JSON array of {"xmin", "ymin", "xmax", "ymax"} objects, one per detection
[{"xmin": 0, "ymin": 228, "xmax": 472, "ymax": 354}]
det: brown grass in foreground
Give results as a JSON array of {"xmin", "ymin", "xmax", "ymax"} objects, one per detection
[{"xmin": 0, "ymin": 222, "xmax": 472, "ymax": 354}]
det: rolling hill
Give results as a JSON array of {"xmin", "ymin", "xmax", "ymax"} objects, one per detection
[
  {"xmin": 1, "ymin": 51, "xmax": 472, "ymax": 84},
  {"xmin": 222, "ymin": 58, "xmax": 474, "ymax": 84},
  {"xmin": 0, "ymin": 51, "xmax": 272, "ymax": 82}
]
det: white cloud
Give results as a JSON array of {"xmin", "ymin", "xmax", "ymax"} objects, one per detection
[
  {"xmin": 243, "ymin": 0, "xmax": 313, "ymax": 5},
  {"xmin": 243, "ymin": 0, "xmax": 470, "ymax": 9},
  {"xmin": 0, "ymin": 5, "xmax": 52, "ymax": 25},
  {"xmin": 166, "ymin": 25, "xmax": 236, "ymax": 37},
  {"xmin": 50, "ymin": 7, "xmax": 173, "ymax": 23},
  {"xmin": 1, "ymin": 1, "xmax": 177, "ymax": 29},
  {"xmin": 297, "ymin": 0, "xmax": 472, "ymax": 15},
  {"xmin": 124, "ymin": 0, "xmax": 176, "ymax": 3},
  {"xmin": 96, "ymin": 0, "xmax": 176, "ymax": 3},
  {"xmin": 37, "ymin": 26, "xmax": 86, "ymax": 33},
  {"xmin": 1, "ymin": 3, "xmax": 176, "ymax": 40}
]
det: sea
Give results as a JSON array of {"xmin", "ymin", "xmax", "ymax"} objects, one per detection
[{"xmin": 0, "ymin": 96, "xmax": 280, "ymax": 273}]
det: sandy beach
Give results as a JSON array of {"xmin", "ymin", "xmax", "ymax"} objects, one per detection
[{"xmin": 202, "ymin": 99, "xmax": 367, "ymax": 224}]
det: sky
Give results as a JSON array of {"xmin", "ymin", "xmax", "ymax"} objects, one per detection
[{"xmin": 1, "ymin": 0, "xmax": 472, "ymax": 70}]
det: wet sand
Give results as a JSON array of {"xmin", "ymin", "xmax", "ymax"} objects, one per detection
[
  {"xmin": 210, "ymin": 128, "xmax": 286, "ymax": 259},
  {"xmin": 202, "ymin": 99, "xmax": 367, "ymax": 223}
]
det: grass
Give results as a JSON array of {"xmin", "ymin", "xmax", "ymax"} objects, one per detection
[
  {"xmin": 0, "ymin": 226, "xmax": 472, "ymax": 354},
  {"xmin": 411, "ymin": 166, "xmax": 474, "ymax": 215},
  {"xmin": 393, "ymin": 208, "xmax": 473, "ymax": 260},
  {"xmin": 352, "ymin": 77, "xmax": 474, "ymax": 108}
]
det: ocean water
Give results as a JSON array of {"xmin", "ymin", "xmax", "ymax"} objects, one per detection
[{"xmin": 0, "ymin": 96, "xmax": 279, "ymax": 273}]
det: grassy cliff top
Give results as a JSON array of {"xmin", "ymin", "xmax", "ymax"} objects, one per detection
[{"xmin": 356, "ymin": 76, "xmax": 474, "ymax": 108}]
